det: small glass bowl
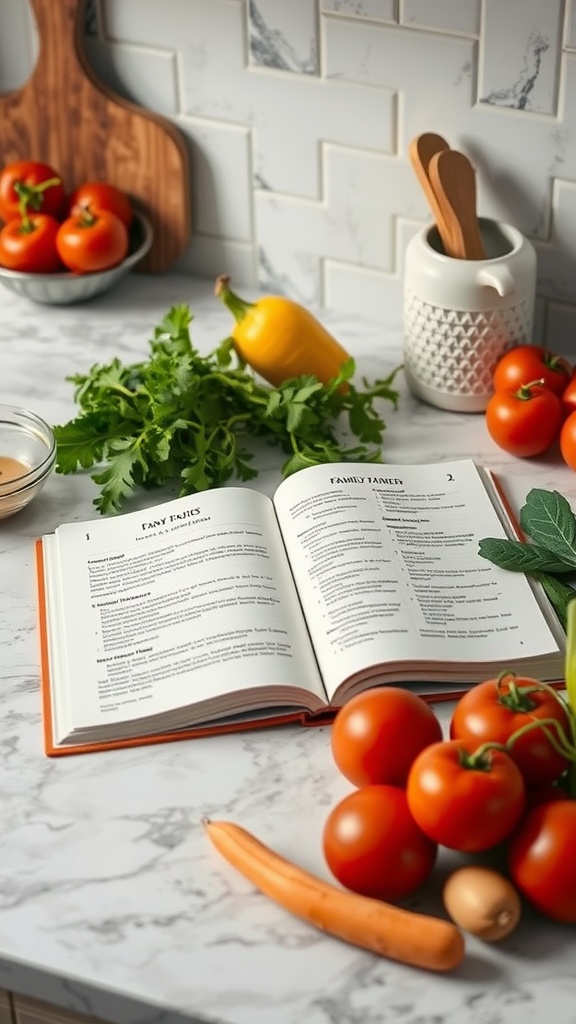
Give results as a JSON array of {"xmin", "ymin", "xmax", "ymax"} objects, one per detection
[{"xmin": 0, "ymin": 406, "xmax": 56, "ymax": 518}]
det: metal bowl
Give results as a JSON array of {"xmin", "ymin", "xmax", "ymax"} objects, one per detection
[
  {"xmin": 0, "ymin": 405, "xmax": 56, "ymax": 518},
  {"xmin": 0, "ymin": 211, "xmax": 153, "ymax": 305}
]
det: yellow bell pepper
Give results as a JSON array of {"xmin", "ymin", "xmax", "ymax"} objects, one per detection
[{"xmin": 214, "ymin": 275, "xmax": 350, "ymax": 387}]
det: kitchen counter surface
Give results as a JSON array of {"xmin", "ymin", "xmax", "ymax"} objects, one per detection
[{"xmin": 2, "ymin": 270, "xmax": 576, "ymax": 1024}]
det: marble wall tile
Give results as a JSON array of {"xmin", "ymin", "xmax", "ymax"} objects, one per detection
[
  {"xmin": 320, "ymin": 0, "xmax": 397, "ymax": 22},
  {"xmin": 83, "ymin": 38, "xmax": 180, "ymax": 117},
  {"xmin": 184, "ymin": 118, "xmax": 252, "ymax": 241},
  {"xmin": 566, "ymin": 0, "xmax": 576, "ymax": 49},
  {"xmin": 401, "ymin": 0, "xmax": 480, "ymax": 36},
  {"xmin": 480, "ymin": 0, "xmax": 563, "ymax": 114},
  {"xmin": 249, "ymin": 0, "xmax": 318, "ymax": 74},
  {"xmin": 0, "ymin": 0, "xmax": 36, "ymax": 90}
]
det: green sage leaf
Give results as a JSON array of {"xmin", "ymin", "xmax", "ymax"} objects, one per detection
[
  {"xmin": 534, "ymin": 574, "xmax": 576, "ymax": 631},
  {"xmin": 520, "ymin": 488, "xmax": 576, "ymax": 568},
  {"xmin": 478, "ymin": 537, "xmax": 573, "ymax": 574}
]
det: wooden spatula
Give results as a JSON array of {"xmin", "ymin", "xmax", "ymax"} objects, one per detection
[
  {"xmin": 427, "ymin": 149, "xmax": 486, "ymax": 260},
  {"xmin": 0, "ymin": 0, "xmax": 192, "ymax": 273},
  {"xmin": 409, "ymin": 133, "xmax": 453, "ymax": 252}
]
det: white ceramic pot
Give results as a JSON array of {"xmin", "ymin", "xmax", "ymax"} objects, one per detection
[{"xmin": 403, "ymin": 218, "xmax": 537, "ymax": 412}]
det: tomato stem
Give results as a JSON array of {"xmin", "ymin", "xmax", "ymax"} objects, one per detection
[
  {"xmin": 504, "ymin": 716, "xmax": 576, "ymax": 761},
  {"xmin": 495, "ymin": 670, "xmax": 540, "ymax": 712},
  {"xmin": 458, "ymin": 742, "xmax": 507, "ymax": 771},
  {"xmin": 515, "ymin": 378, "xmax": 546, "ymax": 401},
  {"xmin": 14, "ymin": 177, "xmax": 61, "ymax": 219}
]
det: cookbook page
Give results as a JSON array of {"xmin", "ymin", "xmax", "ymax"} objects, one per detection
[
  {"xmin": 45, "ymin": 487, "xmax": 326, "ymax": 743},
  {"xmin": 273, "ymin": 460, "xmax": 562, "ymax": 700}
]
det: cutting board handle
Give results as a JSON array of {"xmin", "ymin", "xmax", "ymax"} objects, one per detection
[{"xmin": 28, "ymin": 0, "xmax": 85, "ymax": 84}]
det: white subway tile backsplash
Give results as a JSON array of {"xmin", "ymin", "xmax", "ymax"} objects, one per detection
[
  {"xmin": 102, "ymin": 0, "xmax": 206, "ymax": 52},
  {"xmin": 401, "ymin": 0, "xmax": 480, "ymax": 37},
  {"xmin": 324, "ymin": 17, "xmax": 476, "ymax": 105},
  {"xmin": 321, "ymin": 1, "xmax": 397, "ymax": 23},
  {"xmin": 179, "ymin": 233, "xmax": 257, "ymax": 286},
  {"xmin": 0, "ymin": 1, "xmax": 36, "ymax": 90},
  {"xmin": 324, "ymin": 260, "xmax": 403, "ymax": 327},
  {"xmin": 84, "ymin": 38, "xmax": 179, "ymax": 117},
  {"xmin": 2, "ymin": 0, "xmax": 576, "ymax": 348},
  {"xmin": 249, "ymin": 0, "xmax": 318, "ymax": 74},
  {"xmin": 566, "ymin": 0, "xmax": 576, "ymax": 49},
  {"xmin": 480, "ymin": 0, "xmax": 563, "ymax": 114},
  {"xmin": 184, "ymin": 118, "xmax": 252, "ymax": 241},
  {"xmin": 536, "ymin": 177, "xmax": 576, "ymax": 304}
]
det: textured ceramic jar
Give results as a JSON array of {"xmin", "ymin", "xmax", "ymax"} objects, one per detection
[{"xmin": 403, "ymin": 218, "xmax": 537, "ymax": 412}]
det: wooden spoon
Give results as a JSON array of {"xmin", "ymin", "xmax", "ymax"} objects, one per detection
[
  {"xmin": 427, "ymin": 149, "xmax": 487, "ymax": 260},
  {"xmin": 408, "ymin": 133, "xmax": 453, "ymax": 252}
]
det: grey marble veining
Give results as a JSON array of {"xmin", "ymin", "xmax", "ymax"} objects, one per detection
[{"xmin": 1, "ymin": 271, "xmax": 576, "ymax": 1024}]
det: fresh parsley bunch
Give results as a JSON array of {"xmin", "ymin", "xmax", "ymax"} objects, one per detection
[
  {"xmin": 54, "ymin": 304, "xmax": 402, "ymax": 515},
  {"xmin": 479, "ymin": 488, "xmax": 576, "ymax": 629}
]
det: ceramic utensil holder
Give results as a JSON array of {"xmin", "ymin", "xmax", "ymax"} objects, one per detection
[{"xmin": 403, "ymin": 218, "xmax": 537, "ymax": 412}]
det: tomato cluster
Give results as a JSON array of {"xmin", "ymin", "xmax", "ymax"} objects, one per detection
[
  {"xmin": 486, "ymin": 345, "xmax": 576, "ymax": 469},
  {"xmin": 0, "ymin": 160, "xmax": 133, "ymax": 275},
  {"xmin": 323, "ymin": 678, "xmax": 576, "ymax": 926}
]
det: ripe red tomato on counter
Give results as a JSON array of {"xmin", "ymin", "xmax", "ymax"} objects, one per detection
[
  {"xmin": 0, "ymin": 159, "xmax": 66, "ymax": 222},
  {"xmin": 560, "ymin": 373, "xmax": 576, "ymax": 419},
  {"xmin": 0, "ymin": 213, "xmax": 62, "ymax": 272},
  {"xmin": 406, "ymin": 738, "xmax": 526, "ymax": 852},
  {"xmin": 66, "ymin": 181, "xmax": 133, "ymax": 228},
  {"xmin": 322, "ymin": 783, "xmax": 437, "ymax": 901},
  {"xmin": 56, "ymin": 207, "xmax": 129, "ymax": 273},
  {"xmin": 485, "ymin": 381, "xmax": 562, "ymax": 457},
  {"xmin": 449, "ymin": 674, "xmax": 571, "ymax": 787},
  {"xmin": 508, "ymin": 799, "xmax": 576, "ymax": 922},
  {"xmin": 493, "ymin": 345, "xmax": 572, "ymax": 396},
  {"xmin": 330, "ymin": 687, "xmax": 443, "ymax": 787},
  {"xmin": 559, "ymin": 410, "xmax": 576, "ymax": 471}
]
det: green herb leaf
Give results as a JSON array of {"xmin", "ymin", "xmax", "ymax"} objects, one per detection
[
  {"xmin": 534, "ymin": 574, "xmax": 576, "ymax": 631},
  {"xmin": 478, "ymin": 537, "xmax": 574, "ymax": 575},
  {"xmin": 54, "ymin": 303, "xmax": 402, "ymax": 514},
  {"xmin": 478, "ymin": 485, "xmax": 576, "ymax": 631},
  {"xmin": 520, "ymin": 488, "xmax": 576, "ymax": 567}
]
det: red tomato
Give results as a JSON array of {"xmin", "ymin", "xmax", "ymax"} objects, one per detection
[
  {"xmin": 485, "ymin": 382, "xmax": 562, "ymax": 457},
  {"xmin": 330, "ymin": 687, "xmax": 443, "ymax": 787},
  {"xmin": 561, "ymin": 373, "xmax": 576, "ymax": 419},
  {"xmin": 449, "ymin": 675, "xmax": 571, "ymax": 787},
  {"xmin": 66, "ymin": 181, "xmax": 133, "ymax": 228},
  {"xmin": 559, "ymin": 410, "xmax": 576, "ymax": 472},
  {"xmin": 0, "ymin": 160, "xmax": 66, "ymax": 222},
  {"xmin": 322, "ymin": 784, "xmax": 437, "ymax": 901},
  {"xmin": 0, "ymin": 213, "xmax": 62, "ymax": 272},
  {"xmin": 56, "ymin": 208, "xmax": 129, "ymax": 273},
  {"xmin": 406, "ymin": 738, "xmax": 526, "ymax": 852},
  {"xmin": 508, "ymin": 799, "xmax": 576, "ymax": 922},
  {"xmin": 493, "ymin": 345, "xmax": 572, "ymax": 396}
]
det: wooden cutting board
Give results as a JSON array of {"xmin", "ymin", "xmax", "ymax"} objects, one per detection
[{"xmin": 0, "ymin": 0, "xmax": 192, "ymax": 272}]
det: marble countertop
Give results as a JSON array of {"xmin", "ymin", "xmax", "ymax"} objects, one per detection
[{"xmin": 2, "ymin": 271, "xmax": 576, "ymax": 1024}]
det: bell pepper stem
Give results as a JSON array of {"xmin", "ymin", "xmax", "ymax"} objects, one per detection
[{"xmin": 214, "ymin": 275, "xmax": 255, "ymax": 324}]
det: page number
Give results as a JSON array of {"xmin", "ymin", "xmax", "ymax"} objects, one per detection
[{"xmin": 447, "ymin": 473, "xmax": 454, "ymax": 482}]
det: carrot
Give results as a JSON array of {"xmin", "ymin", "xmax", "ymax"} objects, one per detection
[{"xmin": 203, "ymin": 818, "xmax": 466, "ymax": 973}]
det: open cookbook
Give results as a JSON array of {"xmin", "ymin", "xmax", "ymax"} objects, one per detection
[{"xmin": 35, "ymin": 459, "xmax": 565, "ymax": 756}]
